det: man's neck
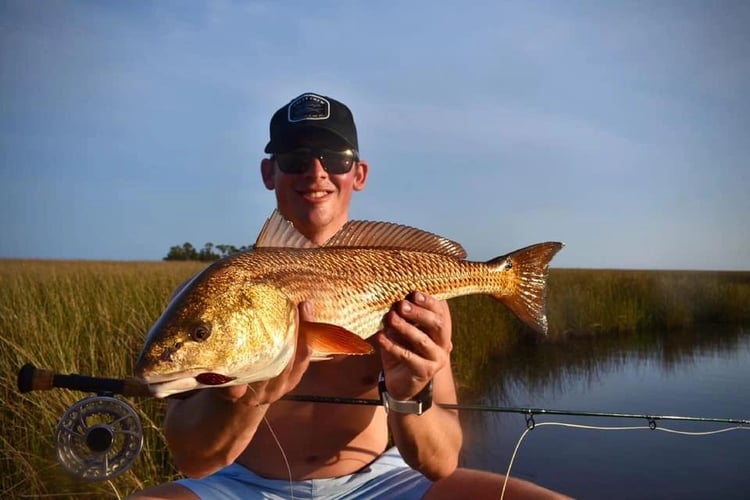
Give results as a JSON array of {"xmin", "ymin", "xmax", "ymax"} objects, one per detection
[
  {"xmin": 279, "ymin": 210, "xmax": 348, "ymax": 246},
  {"xmin": 299, "ymin": 224, "xmax": 343, "ymax": 246}
]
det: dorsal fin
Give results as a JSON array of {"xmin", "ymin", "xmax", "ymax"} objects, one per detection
[
  {"xmin": 255, "ymin": 209, "xmax": 318, "ymax": 249},
  {"xmin": 255, "ymin": 209, "xmax": 467, "ymax": 258},
  {"xmin": 326, "ymin": 219, "xmax": 467, "ymax": 258}
]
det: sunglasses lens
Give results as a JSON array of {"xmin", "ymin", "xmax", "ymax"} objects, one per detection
[
  {"xmin": 276, "ymin": 149, "xmax": 357, "ymax": 175},
  {"xmin": 322, "ymin": 152, "xmax": 355, "ymax": 174},
  {"xmin": 276, "ymin": 154, "xmax": 310, "ymax": 174}
]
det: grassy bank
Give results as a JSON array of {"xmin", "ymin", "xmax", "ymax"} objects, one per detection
[
  {"xmin": 1, "ymin": 260, "xmax": 748, "ymax": 498},
  {"xmin": 1, "ymin": 260, "xmax": 205, "ymax": 498},
  {"xmin": 450, "ymin": 269, "xmax": 749, "ymax": 391}
]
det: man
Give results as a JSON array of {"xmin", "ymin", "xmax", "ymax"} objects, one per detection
[{"xmin": 130, "ymin": 93, "xmax": 568, "ymax": 499}]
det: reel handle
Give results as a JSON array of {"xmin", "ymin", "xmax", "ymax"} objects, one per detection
[{"xmin": 17, "ymin": 363, "xmax": 152, "ymax": 397}]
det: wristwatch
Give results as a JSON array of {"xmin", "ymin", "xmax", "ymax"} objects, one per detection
[{"xmin": 378, "ymin": 371, "xmax": 433, "ymax": 415}]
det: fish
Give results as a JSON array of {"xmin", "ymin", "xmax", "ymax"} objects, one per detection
[{"xmin": 134, "ymin": 210, "xmax": 563, "ymax": 397}]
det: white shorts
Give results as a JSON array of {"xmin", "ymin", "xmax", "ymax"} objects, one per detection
[{"xmin": 176, "ymin": 446, "xmax": 433, "ymax": 499}]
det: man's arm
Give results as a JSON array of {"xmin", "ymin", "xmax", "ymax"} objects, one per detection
[
  {"xmin": 162, "ymin": 303, "xmax": 313, "ymax": 478},
  {"xmin": 378, "ymin": 292, "xmax": 462, "ymax": 480}
]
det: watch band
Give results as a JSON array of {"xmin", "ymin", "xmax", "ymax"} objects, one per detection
[{"xmin": 378, "ymin": 371, "xmax": 433, "ymax": 415}]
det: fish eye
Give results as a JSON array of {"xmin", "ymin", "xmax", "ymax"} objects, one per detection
[{"xmin": 191, "ymin": 324, "xmax": 211, "ymax": 342}]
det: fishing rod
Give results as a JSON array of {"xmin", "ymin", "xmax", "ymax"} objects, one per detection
[
  {"xmin": 280, "ymin": 394, "xmax": 750, "ymax": 427},
  {"xmin": 16, "ymin": 363, "xmax": 750, "ymax": 481},
  {"xmin": 20, "ymin": 363, "xmax": 750, "ymax": 425}
]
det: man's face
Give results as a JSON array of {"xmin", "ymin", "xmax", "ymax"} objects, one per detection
[{"xmin": 261, "ymin": 136, "xmax": 368, "ymax": 244}]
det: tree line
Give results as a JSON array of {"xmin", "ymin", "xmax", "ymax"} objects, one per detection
[{"xmin": 163, "ymin": 242, "xmax": 252, "ymax": 261}]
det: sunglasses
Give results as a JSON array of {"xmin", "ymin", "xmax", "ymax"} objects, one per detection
[{"xmin": 274, "ymin": 148, "xmax": 359, "ymax": 175}]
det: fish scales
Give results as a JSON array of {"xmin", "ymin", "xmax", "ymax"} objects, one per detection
[{"xmin": 224, "ymin": 247, "xmax": 514, "ymax": 339}]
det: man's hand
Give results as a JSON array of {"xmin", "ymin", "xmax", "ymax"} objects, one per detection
[
  {"xmin": 377, "ymin": 291, "xmax": 453, "ymax": 401},
  {"xmin": 213, "ymin": 301, "xmax": 314, "ymax": 405}
]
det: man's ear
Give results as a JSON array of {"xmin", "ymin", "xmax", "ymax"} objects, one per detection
[
  {"xmin": 353, "ymin": 161, "xmax": 369, "ymax": 191},
  {"xmin": 260, "ymin": 158, "xmax": 275, "ymax": 190}
]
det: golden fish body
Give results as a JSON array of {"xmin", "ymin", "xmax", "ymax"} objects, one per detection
[
  {"xmin": 135, "ymin": 210, "xmax": 563, "ymax": 397},
  {"xmin": 232, "ymin": 246, "xmax": 542, "ymax": 338}
]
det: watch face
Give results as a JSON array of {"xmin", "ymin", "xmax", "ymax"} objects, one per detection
[{"xmin": 383, "ymin": 393, "xmax": 423, "ymax": 415}]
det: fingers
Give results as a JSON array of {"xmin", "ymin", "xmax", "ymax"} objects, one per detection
[
  {"xmin": 214, "ymin": 384, "xmax": 250, "ymax": 402},
  {"xmin": 391, "ymin": 292, "xmax": 453, "ymax": 352},
  {"xmin": 379, "ymin": 291, "xmax": 452, "ymax": 379},
  {"xmin": 298, "ymin": 300, "xmax": 315, "ymax": 323},
  {"xmin": 271, "ymin": 301, "xmax": 312, "ymax": 387},
  {"xmin": 294, "ymin": 301, "xmax": 313, "ymax": 359},
  {"xmin": 368, "ymin": 292, "xmax": 454, "ymax": 402},
  {"xmin": 382, "ymin": 310, "xmax": 443, "ymax": 363}
]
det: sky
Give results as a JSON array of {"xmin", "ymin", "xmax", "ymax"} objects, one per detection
[{"xmin": 1, "ymin": 0, "xmax": 748, "ymax": 270}]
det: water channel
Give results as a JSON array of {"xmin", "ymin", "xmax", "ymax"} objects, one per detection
[{"xmin": 459, "ymin": 326, "xmax": 750, "ymax": 499}]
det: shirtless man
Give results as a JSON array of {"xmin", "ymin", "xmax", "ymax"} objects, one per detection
[{"xmin": 130, "ymin": 92, "xmax": 568, "ymax": 499}]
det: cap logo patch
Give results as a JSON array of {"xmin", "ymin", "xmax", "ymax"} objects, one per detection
[{"xmin": 288, "ymin": 94, "xmax": 330, "ymax": 122}]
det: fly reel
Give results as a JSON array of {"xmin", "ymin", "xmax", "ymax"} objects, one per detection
[
  {"xmin": 56, "ymin": 395, "xmax": 143, "ymax": 481},
  {"xmin": 17, "ymin": 363, "xmax": 151, "ymax": 481}
]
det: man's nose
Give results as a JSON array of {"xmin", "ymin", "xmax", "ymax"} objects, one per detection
[{"xmin": 305, "ymin": 157, "xmax": 328, "ymax": 177}]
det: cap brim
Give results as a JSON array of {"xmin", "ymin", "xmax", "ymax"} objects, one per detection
[{"xmin": 264, "ymin": 125, "xmax": 355, "ymax": 154}]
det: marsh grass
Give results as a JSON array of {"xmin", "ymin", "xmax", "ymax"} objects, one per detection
[
  {"xmin": 1, "ymin": 260, "xmax": 205, "ymax": 498},
  {"xmin": 545, "ymin": 269, "xmax": 750, "ymax": 335},
  {"xmin": 1, "ymin": 260, "xmax": 748, "ymax": 498}
]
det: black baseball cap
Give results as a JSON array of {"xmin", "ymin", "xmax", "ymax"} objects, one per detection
[{"xmin": 264, "ymin": 93, "xmax": 359, "ymax": 154}]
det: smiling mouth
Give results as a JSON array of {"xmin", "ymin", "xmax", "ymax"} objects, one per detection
[{"xmin": 300, "ymin": 190, "xmax": 332, "ymax": 199}]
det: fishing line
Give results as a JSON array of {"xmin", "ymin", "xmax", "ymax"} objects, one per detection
[
  {"xmin": 285, "ymin": 394, "xmax": 750, "ymax": 500},
  {"xmin": 106, "ymin": 478, "xmax": 123, "ymax": 500},
  {"xmin": 499, "ymin": 421, "xmax": 750, "ymax": 500},
  {"xmin": 248, "ymin": 383, "xmax": 295, "ymax": 500},
  {"xmin": 262, "ymin": 415, "xmax": 295, "ymax": 500}
]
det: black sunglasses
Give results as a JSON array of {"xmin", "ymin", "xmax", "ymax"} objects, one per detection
[{"xmin": 274, "ymin": 148, "xmax": 359, "ymax": 175}]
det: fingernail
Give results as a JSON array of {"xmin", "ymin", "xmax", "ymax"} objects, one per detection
[
  {"xmin": 402, "ymin": 301, "xmax": 412, "ymax": 313},
  {"xmin": 414, "ymin": 292, "xmax": 425, "ymax": 304}
]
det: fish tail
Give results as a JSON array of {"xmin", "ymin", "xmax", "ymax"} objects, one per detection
[{"xmin": 487, "ymin": 241, "xmax": 564, "ymax": 334}]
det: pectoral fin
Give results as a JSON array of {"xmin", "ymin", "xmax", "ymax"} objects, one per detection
[{"xmin": 300, "ymin": 321, "xmax": 374, "ymax": 359}]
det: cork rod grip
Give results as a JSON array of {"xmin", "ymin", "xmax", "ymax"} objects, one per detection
[{"xmin": 17, "ymin": 363, "xmax": 152, "ymax": 397}]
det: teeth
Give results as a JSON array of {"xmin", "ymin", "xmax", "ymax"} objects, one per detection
[{"xmin": 307, "ymin": 191, "xmax": 328, "ymax": 199}]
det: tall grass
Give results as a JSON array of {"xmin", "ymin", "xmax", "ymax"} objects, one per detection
[
  {"xmin": 1, "ymin": 260, "xmax": 748, "ymax": 498},
  {"xmin": 545, "ymin": 269, "xmax": 750, "ymax": 335},
  {"xmin": 1, "ymin": 260, "xmax": 205, "ymax": 498}
]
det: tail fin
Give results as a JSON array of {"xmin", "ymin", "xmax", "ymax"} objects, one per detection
[{"xmin": 488, "ymin": 242, "xmax": 564, "ymax": 334}]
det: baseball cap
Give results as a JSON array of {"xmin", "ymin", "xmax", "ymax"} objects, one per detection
[{"xmin": 264, "ymin": 93, "xmax": 359, "ymax": 154}]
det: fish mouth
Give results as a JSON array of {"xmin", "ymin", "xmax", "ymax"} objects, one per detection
[
  {"xmin": 195, "ymin": 372, "xmax": 236, "ymax": 385},
  {"xmin": 142, "ymin": 369, "xmax": 236, "ymax": 398}
]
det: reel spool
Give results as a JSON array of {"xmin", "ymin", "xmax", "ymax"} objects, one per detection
[{"xmin": 56, "ymin": 395, "xmax": 143, "ymax": 481}]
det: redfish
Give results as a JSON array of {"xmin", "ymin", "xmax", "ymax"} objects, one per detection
[{"xmin": 135, "ymin": 210, "xmax": 563, "ymax": 397}]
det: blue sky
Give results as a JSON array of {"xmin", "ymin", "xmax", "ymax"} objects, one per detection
[{"xmin": 1, "ymin": 0, "xmax": 748, "ymax": 270}]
